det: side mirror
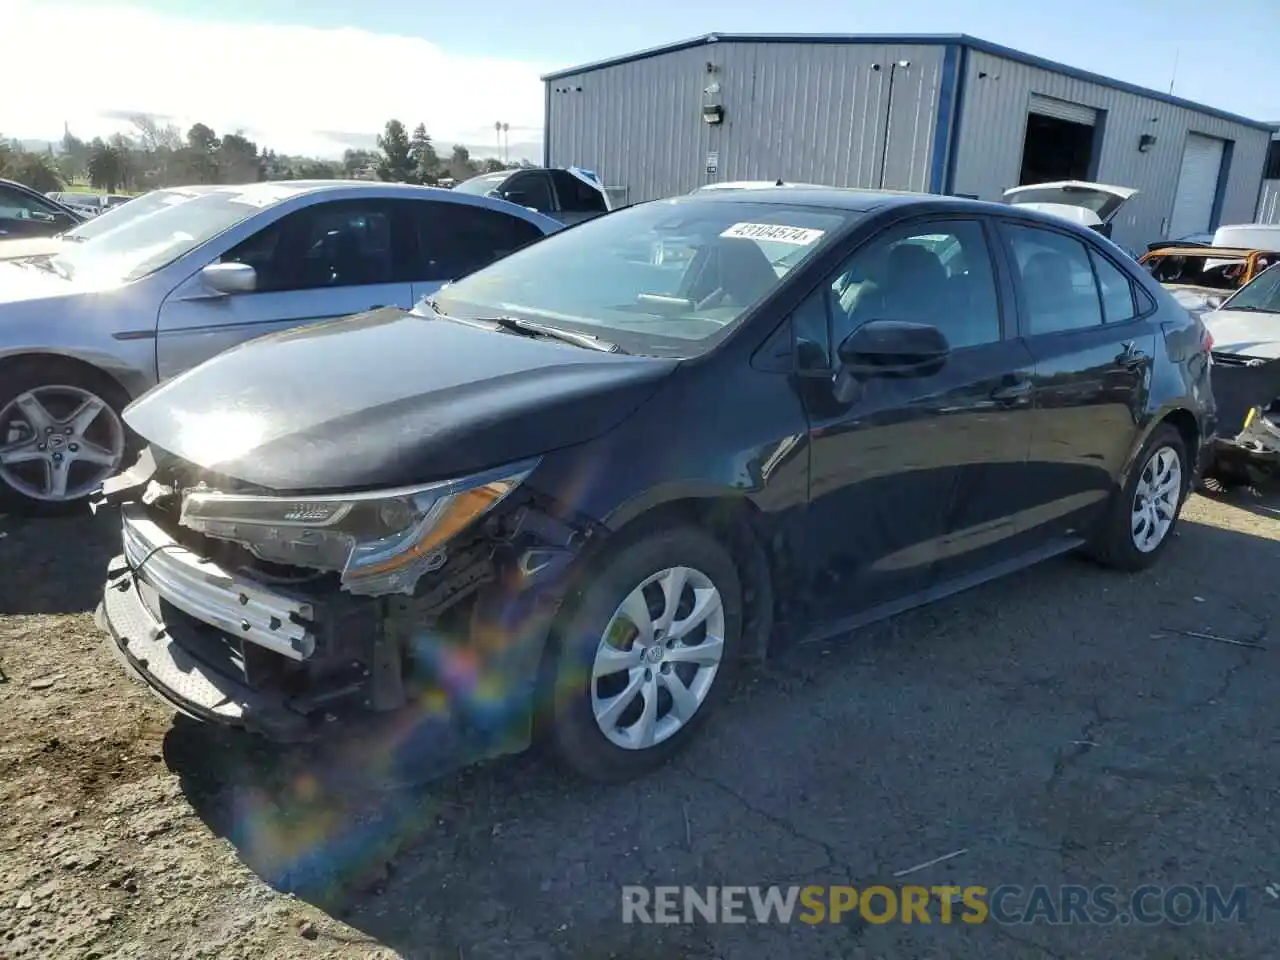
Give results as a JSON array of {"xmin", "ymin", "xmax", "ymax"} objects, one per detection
[
  {"xmin": 201, "ymin": 261, "xmax": 257, "ymax": 295},
  {"xmin": 837, "ymin": 320, "xmax": 950, "ymax": 378}
]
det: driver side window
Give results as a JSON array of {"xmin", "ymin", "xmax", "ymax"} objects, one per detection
[
  {"xmin": 219, "ymin": 200, "xmax": 409, "ymax": 293},
  {"xmin": 826, "ymin": 219, "xmax": 1002, "ymax": 351}
]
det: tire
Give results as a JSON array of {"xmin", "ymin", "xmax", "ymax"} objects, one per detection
[
  {"xmin": 545, "ymin": 525, "xmax": 744, "ymax": 783},
  {"xmin": 1085, "ymin": 423, "xmax": 1189, "ymax": 571},
  {"xmin": 0, "ymin": 359, "xmax": 131, "ymax": 514}
]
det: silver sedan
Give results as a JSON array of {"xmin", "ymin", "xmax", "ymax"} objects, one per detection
[{"xmin": 0, "ymin": 180, "xmax": 561, "ymax": 509}]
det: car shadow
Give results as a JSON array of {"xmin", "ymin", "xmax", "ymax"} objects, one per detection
[
  {"xmin": 1197, "ymin": 476, "xmax": 1280, "ymax": 522},
  {"xmin": 0, "ymin": 507, "xmax": 118, "ymax": 614},
  {"xmin": 163, "ymin": 505, "xmax": 1280, "ymax": 958}
]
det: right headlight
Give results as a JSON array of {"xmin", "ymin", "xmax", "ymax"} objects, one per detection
[{"xmin": 179, "ymin": 459, "xmax": 538, "ymax": 596}]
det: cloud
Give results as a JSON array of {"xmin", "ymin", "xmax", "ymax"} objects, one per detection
[{"xmin": 0, "ymin": 1, "xmax": 550, "ymax": 159}]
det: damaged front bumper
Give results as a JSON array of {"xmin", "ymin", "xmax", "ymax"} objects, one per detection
[
  {"xmin": 98, "ymin": 504, "xmax": 337, "ymax": 741},
  {"xmin": 94, "ymin": 450, "xmax": 591, "ymax": 760}
]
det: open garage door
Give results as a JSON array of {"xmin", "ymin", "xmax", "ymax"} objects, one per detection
[
  {"xmin": 1020, "ymin": 95, "xmax": 1099, "ymax": 185},
  {"xmin": 1169, "ymin": 134, "xmax": 1226, "ymax": 238}
]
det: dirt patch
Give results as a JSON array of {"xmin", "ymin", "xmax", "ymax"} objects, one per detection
[{"xmin": 0, "ymin": 510, "xmax": 393, "ymax": 959}]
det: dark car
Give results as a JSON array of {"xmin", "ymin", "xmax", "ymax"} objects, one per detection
[
  {"xmin": 1146, "ymin": 232, "xmax": 1214, "ymax": 253},
  {"xmin": 452, "ymin": 166, "xmax": 612, "ymax": 225},
  {"xmin": 95, "ymin": 188, "xmax": 1215, "ymax": 784},
  {"xmin": 0, "ymin": 179, "xmax": 84, "ymax": 240}
]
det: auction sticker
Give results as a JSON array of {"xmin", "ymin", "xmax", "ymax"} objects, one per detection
[{"xmin": 720, "ymin": 222, "xmax": 825, "ymax": 245}]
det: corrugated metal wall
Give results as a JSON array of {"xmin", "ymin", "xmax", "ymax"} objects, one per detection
[
  {"xmin": 950, "ymin": 49, "xmax": 1271, "ymax": 250},
  {"xmin": 546, "ymin": 41, "xmax": 947, "ymax": 203},
  {"xmin": 1258, "ymin": 181, "xmax": 1280, "ymax": 224}
]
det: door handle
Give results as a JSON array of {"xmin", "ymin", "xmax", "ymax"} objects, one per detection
[
  {"xmin": 1115, "ymin": 341, "xmax": 1148, "ymax": 370},
  {"xmin": 990, "ymin": 378, "xmax": 1032, "ymax": 405}
]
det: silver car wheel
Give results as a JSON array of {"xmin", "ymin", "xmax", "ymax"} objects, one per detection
[
  {"xmin": 0, "ymin": 384, "xmax": 125, "ymax": 502},
  {"xmin": 1131, "ymin": 444, "xmax": 1182, "ymax": 554},
  {"xmin": 590, "ymin": 565, "xmax": 726, "ymax": 751}
]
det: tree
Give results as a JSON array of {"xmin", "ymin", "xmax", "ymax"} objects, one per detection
[
  {"xmin": 87, "ymin": 139, "xmax": 124, "ymax": 191},
  {"xmin": 181, "ymin": 123, "xmax": 221, "ymax": 183},
  {"xmin": 480, "ymin": 157, "xmax": 508, "ymax": 174},
  {"xmin": 342, "ymin": 148, "xmax": 378, "ymax": 179},
  {"xmin": 220, "ymin": 132, "xmax": 262, "ymax": 184},
  {"xmin": 294, "ymin": 159, "xmax": 339, "ymax": 179},
  {"xmin": 447, "ymin": 144, "xmax": 477, "ymax": 181},
  {"xmin": 376, "ymin": 120, "xmax": 416, "ymax": 182},
  {"xmin": 57, "ymin": 130, "xmax": 89, "ymax": 184},
  {"xmin": 107, "ymin": 133, "xmax": 135, "ymax": 190},
  {"xmin": 131, "ymin": 114, "xmax": 182, "ymax": 153},
  {"xmin": 4, "ymin": 151, "xmax": 63, "ymax": 192},
  {"xmin": 409, "ymin": 123, "xmax": 440, "ymax": 184}
]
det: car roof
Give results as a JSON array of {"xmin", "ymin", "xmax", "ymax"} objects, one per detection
[
  {"xmin": 213, "ymin": 179, "xmax": 462, "ymax": 200},
  {"xmin": 677, "ymin": 185, "xmax": 1035, "ymax": 219}
]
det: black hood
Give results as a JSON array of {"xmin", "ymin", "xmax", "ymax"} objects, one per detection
[{"xmin": 124, "ymin": 308, "xmax": 679, "ymax": 491}]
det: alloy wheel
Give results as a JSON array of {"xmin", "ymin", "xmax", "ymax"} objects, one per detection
[
  {"xmin": 590, "ymin": 565, "xmax": 726, "ymax": 750},
  {"xmin": 0, "ymin": 385, "xmax": 125, "ymax": 502},
  {"xmin": 1131, "ymin": 445, "xmax": 1182, "ymax": 553}
]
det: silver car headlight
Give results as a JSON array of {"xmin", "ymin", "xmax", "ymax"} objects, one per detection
[{"xmin": 179, "ymin": 459, "xmax": 538, "ymax": 596}]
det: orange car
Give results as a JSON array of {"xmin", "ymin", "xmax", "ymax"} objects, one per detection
[{"xmin": 1138, "ymin": 244, "xmax": 1279, "ymax": 315}]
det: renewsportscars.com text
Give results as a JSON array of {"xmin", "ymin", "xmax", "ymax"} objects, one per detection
[{"xmin": 620, "ymin": 884, "xmax": 1248, "ymax": 926}]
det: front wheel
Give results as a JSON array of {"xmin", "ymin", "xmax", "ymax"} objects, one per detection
[
  {"xmin": 1085, "ymin": 423, "xmax": 1188, "ymax": 571},
  {"xmin": 546, "ymin": 525, "xmax": 743, "ymax": 782},
  {"xmin": 0, "ymin": 360, "xmax": 130, "ymax": 513}
]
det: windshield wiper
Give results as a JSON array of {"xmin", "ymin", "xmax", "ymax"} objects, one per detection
[
  {"xmin": 1223, "ymin": 305, "xmax": 1280, "ymax": 314},
  {"xmin": 423, "ymin": 298, "xmax": 623, "ymax": 353},
  {"xmin": 483, "ymin": 315, "xmax": 623, "ymax": 353}
]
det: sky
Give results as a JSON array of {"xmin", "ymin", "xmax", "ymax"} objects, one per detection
[{"xmin": 3, "ymin": 0, "xmax": 1277, "ymax": 160}]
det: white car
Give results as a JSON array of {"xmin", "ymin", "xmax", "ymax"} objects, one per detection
[
  {"xmin": 1003, "ymin": 181, "xmax": 1138, "ymax": 243},
  {"xmin": 0, "ymin": 181, "xmax": 561, "ymax": 509}
]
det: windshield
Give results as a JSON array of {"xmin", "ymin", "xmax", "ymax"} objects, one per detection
[
  {"xmin": 452, "ymin": 173, "xmax": 509, "ymax": 197},
  {"xmin": 432, "ymin": 197, "xmax": 854, "ymax": 354},
  {"xmin": 50, "ymin": 188, "xmax": 283, "ymax": 283},
  {"xmin": 64, "ymin": 189, "xmax": 204, "ymax": 242},
  {"xmin": 1221, "ymin": 263, "xmax": 1280, "ymax": 313}
]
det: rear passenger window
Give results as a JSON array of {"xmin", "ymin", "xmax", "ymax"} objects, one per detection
[
  {"xmin": 1090, "ymin": 250, "xmax": 1138, "ymax": 323},
  {"xmin": 415, "ymin": 202, "xmax": 545, "ymax": 281},
  {"xmin": 1003, "ymin": 225, "xmax": 1102, "ymax": 335}
]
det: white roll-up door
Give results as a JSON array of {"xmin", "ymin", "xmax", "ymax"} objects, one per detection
[
  {"xmin": 1169, "ymin": 134, "xmax": 1226, "ymax": 237},
  {"xmin": 1029, "ymin": 94, "xmax": 1098, "ymax": 126}
]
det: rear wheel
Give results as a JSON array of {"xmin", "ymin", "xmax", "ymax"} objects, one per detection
[
  {"xmin": 0, "ymin": 361, "xmax": 129, "ymax": 513},
  {"xmin": 1086, "ymin": 423, "xmax": 1188, "ymax": 571},
  {"xmin": 546, "ymin": 526, "xmax": 743, "ymax": 782}
]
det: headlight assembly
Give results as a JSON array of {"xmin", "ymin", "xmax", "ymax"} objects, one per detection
[{"xmin": 178, "ymin": 459, "xmax": 538, "ymax": 596}]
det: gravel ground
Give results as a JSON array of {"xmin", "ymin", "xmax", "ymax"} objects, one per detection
[{"xmin": 3, "ymin": 489, "xmax": 1280, "ymax": 959}]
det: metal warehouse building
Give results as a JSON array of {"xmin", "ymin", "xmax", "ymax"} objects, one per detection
[
  {"xmin": 542, "ymin": 33, "xmax": 1273, "ymax": 251},
  {"xmin": 1257, "ymin": 129, "xmax": 1280, "ymax": 225}
]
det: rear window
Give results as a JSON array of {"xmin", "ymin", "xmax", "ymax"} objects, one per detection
[{"xmin": 452, "ymin": 173, "xmax": 509, "ymax": 196}]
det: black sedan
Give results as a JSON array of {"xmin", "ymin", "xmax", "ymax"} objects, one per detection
[
  {"xmin": 96, "ymin": 187, "xmax": 1216, "ymax": 783},
  {"xmin": 0, "ymin": 178, "xmax": 85, "ymax": 239}
]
